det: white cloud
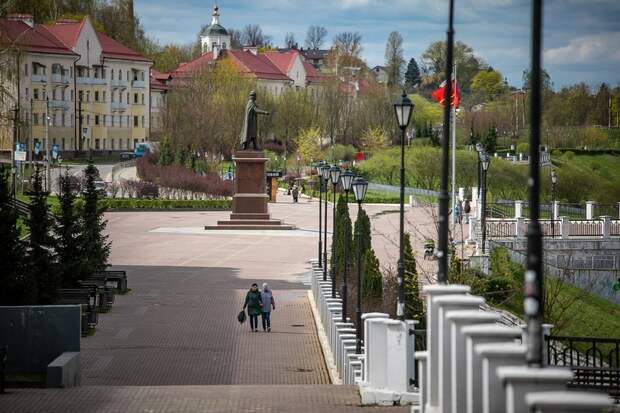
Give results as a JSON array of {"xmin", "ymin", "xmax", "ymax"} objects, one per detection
[{"xmin": 544, "ymin": 32, "xmax": 620, "ymax": 64}]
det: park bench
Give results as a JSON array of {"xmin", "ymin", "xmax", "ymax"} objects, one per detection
[
  {"xmin": 57, "ymin": 288, "xmax": 98, "ymax": 336},
  {"xmin": 81, "ymin": 274, "xmax": 116, "ymax": 311},
  {"xmin": 94, "ymin": 270, "xmax": 128, "ymax": 293}
]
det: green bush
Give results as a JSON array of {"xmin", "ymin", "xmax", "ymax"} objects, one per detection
[
  {"xmin": 484, "ymin": 276, "xmax": 514, "ymax": 305},
  {"xmin": 100, "ymin": 199, "xmax": 232, "ymax": 210}
]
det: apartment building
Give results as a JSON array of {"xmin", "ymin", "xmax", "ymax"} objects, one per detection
[{"xmin": 0, "ymin": 14, "xmax": 152, "ymax": 156}]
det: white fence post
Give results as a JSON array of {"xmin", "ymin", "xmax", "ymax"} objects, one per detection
[
  {"xmin": 560, "ymin": 216, "xmax": 570, "ymax": 239},
  {"xmin": 552, "ymin": 201, "xmax": 560, "ymax": 221},
  {"xmin": 514, "ymin": 201, "xmax": 523, "ymax": 218},
  {"xmin": 601, "ymin": 216, "xmax": 611, "ymax": 239},
  {"xmin": 586, "ymin": 201, "xmax": 595, "ymax": 220}
]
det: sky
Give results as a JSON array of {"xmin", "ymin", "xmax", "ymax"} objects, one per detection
[{"xmin": 135, "ymin": 0, "xmax": 620, "ymax": 89}]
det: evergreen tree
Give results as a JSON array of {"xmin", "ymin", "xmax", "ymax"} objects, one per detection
[
  {"xmin": 404, "ymin": 57, "xmax": 421, "ymax": 91},
  {"xmin": 403, "ymin": 232, "xmax": 424, "ymax": 326},
  {"xmin": 82, "ymin": 160, "xmax": 111, "ymax": 276},
  {"xmin": 174, "ymin": 146, "xmax": 187, "ymax": 166},
  {"xmin": 353, "ymin": 206, "xmax": 371, "ymax": 269},
  {"xmin": 27, "ymin": 165, "xmax": 58, "ymax": 304},
  {"xmin": 55, "ymin": 169, "xmax": 84, "ymax": 287},
  {"xmin": 482, "ymin": 126, "xmax": 498, "ymax": 153},
  {"xmin": 0, "ymin": 166, "xmax": 34, "ymax": 305},
  {"xmin": 330, "ymin": 195, "xmax": 353, "ymax": 287},
  {"xmin": 158, "ymin": 138, "xmax": 174, "ymax": 166},
  {"xmin": 362, "ymin": 248, "xmax": 383, "ymax": 301}
]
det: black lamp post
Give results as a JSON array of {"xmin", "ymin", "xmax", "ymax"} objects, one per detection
[
  {"xmin": 475, "ymin": 142, "xmax": 483, "ymax": 202},
  {"xmin": 340, "ymin": 170, "xmax": 355, "ymax": 322},
  {"xmin": 551, "ymin": 169, "xmax": 557, "ymax": 238},
  {"xmin": 316, "ymin": 161, "xmax": 324, "ymax": 266},
  {"xmin": 321, "ymin": 164, "xmax": 331, "ymax": 280},
  {"xmin": 393, "ymin": 91, "xmax": 413, "ymax": 320},
  {"xmin": 481, "ymin": 153, "xmax": 490, "ymax": 254},
  {"xmin": 352, "ymin": 176, "xmax": 368, "ymax": 354},
  {"xmin": 329, "ymin": 165, "xmax": 341, "ymax": 299}
]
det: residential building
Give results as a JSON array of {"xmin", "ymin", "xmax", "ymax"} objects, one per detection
[
  {"xmin": 149, "ymin": 69, "xmax": 170, "ymax": 141},
  {"xmin": 371, "ymin": 66, "xmax": 388, "ymax": 84},
  {"xmin": 0, "ymin": 14, "xmax": 152, "ymax": 156}
]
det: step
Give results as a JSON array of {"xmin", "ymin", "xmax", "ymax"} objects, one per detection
[
  {"xmin": 217, "ymin": 220, "xmax": 283, "ymax": 226},
  {"xmin": 229, "ymin": 213, "xmax": 271, "ymax": 220},
  {"xmin": 204, "ymin": 224, "xmax": 295, "ymax": 230}
]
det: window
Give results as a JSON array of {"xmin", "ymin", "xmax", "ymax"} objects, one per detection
[
  {"xmin": 103, "ymin": 115, "xmax": 106, "ymax": 126},
  {"xmin": 71, "ymin": 90, "xmax": 74, "ymax": 101},
  {"xmin": 34, "ymin": 89, "xmax": 39, "ymax": 100},
  {"xmin": 61, "ymin": 112, "xmax": 65, "ymax": 126},
  {"xmin": 141, "ymin": 94, "xmax": 144, "ymax": 105},
  {"xmin": 111, "ymin": 115, "xmax": 115, "ymax": 127},
  {"xmin": 102, "ymin": 68, "xmax": 106, "ymax": 79},
  {"xmin": 133, "ymin": 116, "xmax": 138, "ymax": 127},
  {"xmin": 95, "ymin": 91, "xmax": 99, "ymax": 102},
  {"xmin": 95, "ymin": 139, "xmax": 100, "ymax": 150},
  {"xmin": 61, "ymin": 138, "xmax": 65, "ymax": 150},
  {"xmin": 86, "ymin": 91, "xmax": 90, "ymax": 102},
  {"xmin": 24, "ymin": 63, "xmax": 28, "ymax": 75},
  {"xmin": 126, "ymin": 93, "xmax": 129, "ymax": 104},
  {"xmin": 127, "ymin": 71, "xmax": 130, "ymax": 81},
  {"xmin": 61, "ymin": 89, "xmax": 65, "ymax": 101},
  {"xmin": 95, "ymin": 115, "xmax": 100, "ymax": 126},
  {"xmin": 33, "ymin": 113, "xmax": 39, "ymax": 125},
  {"xmin": 134, "ymin": 93, "xmax": 138, "ymax": 104},
  {"xmin": 86, "ymin": 114, "xmax": 90, "ymax": 125},
  {"xmin": 42, "ymin": 90, "xmax": 46, "ymax": 100},
  {"xmin": 70, "ymin": 67, "xmax": 73, "ymax": 78},
  {"xmin": 94, "ymin": 68, "xmax": 99, "ymax": 78},
  {"xmin": 223, "ymin": 42, "xmax": 227, "ymax": 49},
  {"xmin": 25, "ymin": 88, "xmax": 29, "ymax": 98},
  {"xmin": 140, "ymin": 71, "xmax": 145, "ymax": 81},
  {"xmin": 78, "ymin": 90, "xmax": 83, "ymax": 102},
  {"xmin": 103, "ymin": 91, "xmax": 106, "ymax": 102},
  {"xmin": 141, "ymin": 116, "xmax": 144, "ymax": 127},
  {"xmin": 111, "ymin": 69, "xmax": 114, "ymax": 80},
  {"xmin": 126, "ymin": 138, "xmax": 130, "ymax": 149}
]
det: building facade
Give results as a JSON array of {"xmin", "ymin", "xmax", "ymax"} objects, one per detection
[{"xmin": 0, "ymin": 14, "xmax": 151, "ymax": 156}]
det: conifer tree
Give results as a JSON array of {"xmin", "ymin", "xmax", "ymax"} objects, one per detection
[
  {"xmin": 27, "ymin": 165, "xmax": 58, "ymax": 304},
  {"xmin": 0, "ymin": 166, "xmax": 34, "ymax": 304},
  {"xmin": 362, "ymin": 248, "xmax": 383, "ymax": 301},
  {"xmin": 404, "ymin": 57, "xmax": 421, "ymax": 91},
  {"xmin": 81, "ymin": 160, "xmax": 111, "ymax": 276},
  {"xmin": 55, "ymin": 169, "xmax": 84, "ymax": 287},
  {"xmin": 331, "ymin": 195, "xmax": 352, "ymax": 286},
  {"xmin": 403, "ymin": 232, "xmax": 425, "ymax": 326}
]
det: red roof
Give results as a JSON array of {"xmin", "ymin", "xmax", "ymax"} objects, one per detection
[
  {"xmin": 262, "ymin": 50, "xmax": 299, "ymax": 75},
  {"xmin": 302, "ymin": 61, "xmax": 322, "ymax": 84},
  {"xmin": 44, "ymin": 19, "xmax": 84, "ymax": 49},
  {"xmin": 229, "ymin": 50, "xmax": 291, "ymax": 81},
  {"xmin": 0, "ymin": 19, "xmax": 78, "ymax": 56},
  {"xmin": 96, "ymin": 31, "xmax": 151, "ymax": 62},
  {"xmin": 150, "ymin": 69, "xmax": 170, "ymax": 91}
]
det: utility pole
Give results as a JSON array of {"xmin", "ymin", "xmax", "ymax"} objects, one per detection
[
  {"xmin": 451, "ymin": 63, "xmax": 457, "ymax": 226},
  {"xmin": 11, "ymin": 106, "xmax": 19, "ymax": 198},
  {"xmin": 45, "ymin": 97, "xmax": 51, "ymax": 192},
  {"xmin": 77, "ymin": 99, "xmax": 83, "ymax": 154}
]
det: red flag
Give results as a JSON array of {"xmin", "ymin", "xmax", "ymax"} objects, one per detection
[{"xmin": 432, "ymin": 80, "xmax": 460, "ymax": 108}]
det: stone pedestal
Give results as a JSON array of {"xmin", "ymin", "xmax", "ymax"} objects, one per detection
[{"xmin": 205, "ymin": 151, "xmax": 293, "ymax": 230}]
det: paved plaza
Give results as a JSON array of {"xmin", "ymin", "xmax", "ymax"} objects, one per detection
[{"xmin": 1, "ymin": 193, "xmax": 436, "ymax": 412}]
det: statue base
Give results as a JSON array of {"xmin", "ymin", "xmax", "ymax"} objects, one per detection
[{"xmin": 205, "ymin": 150, "xmax": 294, "ymax": 230}]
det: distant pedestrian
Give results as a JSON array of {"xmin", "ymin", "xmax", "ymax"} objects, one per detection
[
  {"xmin": 261, "ymin": 283, "xmax": 276, "ymax": 332},
  {"xmin": 454, "ymin": 202, "xmax": 461, "ymax": 223},
  {"xmin": 464, "ymin": 199, "xmax": 471, "ymax": 221},
  {"xmin": 292, "ymin": 185, "xmax": 299, "ymax": 203},
  {"xmin": 243, "ymin": 283, "xmax": 263, "ymax": 332}
]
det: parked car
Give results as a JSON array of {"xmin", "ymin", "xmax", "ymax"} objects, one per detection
[
  {"xmin": 134, "ymin": 143, "xmax": 150, "ymax": 158},
  {"xmin": 120, "ymin": 152, "xmax": 135, "ymax": 161},
  {"xmin": 94, "ymin": 180, "xmax": 107, "ymax": 196}
]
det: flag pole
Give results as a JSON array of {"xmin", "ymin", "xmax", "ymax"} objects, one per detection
[{"xmin": 451, "ymin": 63, "xmax": 457, "ymax": 228}]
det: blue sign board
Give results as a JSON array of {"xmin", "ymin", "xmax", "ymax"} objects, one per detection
[
  {"xmin": 34, "ymin": 141, "xmax": 41, "ymax": 155},
  {"xmin": 52, "ymin": 144, "xmax": 60, "ymax": 160}
]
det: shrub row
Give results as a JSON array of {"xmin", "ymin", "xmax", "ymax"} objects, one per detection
[{"xmin": 100, "ymin": 198, "xmax": 232, "ymax": 210}]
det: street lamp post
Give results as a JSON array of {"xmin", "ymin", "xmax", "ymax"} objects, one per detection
[
  {"xmin": 475, "ymin": 142, "xmax": 483, "ymax": 202},
  {"xmin": 321, "ymin": 164, "xmax": 331, "ymax": 281},
  {"xmin": 481, "ymin": 154, "xmax": 490, "ymax": 254},
  {"xmin": 340, "ymin": 170, "xmax": 355, "ymax": 323},
  {"xmin": 393, "ymin": 92, "xmax": 414, "ymax": 320},
  {"xmin": 352, "ymin": 176, "xmax": 368, "ymax": 354},
  {"xmin": 315, "ymin": 162, "xmax": 324, "ymax": 266},
  {"xmin": 551, "ymin": 169, "xmax": 557, "ymax": 238},
  {"xmin": 329, "ymin": 165, "xmax": 341, "ymax": 299}
]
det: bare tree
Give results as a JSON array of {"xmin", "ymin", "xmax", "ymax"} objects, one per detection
[
  {"xmin": 284, "ymin": 32, "xmax": 296, "ymax": 49},
  {"xmin": 227, "ymin": 28, "xmax": 243, "ymax": 49},
  {"xmin": 333, "ymin": 32, "xmax": 363, "ymax": 58},
  {"xmin": 384, "ymin": 31, "xmax": 405, "ymax": 87},
  {"xmin": 241, "ymin": 24, "xmax": 271, "ymax": 47},
  {"xmin": 305, "ymin": 25, "xmax": 327, "ymax": 49}
]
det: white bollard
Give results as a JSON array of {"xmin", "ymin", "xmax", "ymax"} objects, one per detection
[
  {"xmin": 422, "ymin": 285, "xmax": 470, "ymax": 413},
  {"xmin": 385, "ymin": 319, "xmax": 409, "ymax": 393},
  {"xmin": 497, "ymin": 366, "xmax": 574, "ymax": 413},
  {"xmin": 445, "ymin": 310, "xmax": 500, "ymax": 413},
  {"xmin": 361, "ymin": 312, "xmax": 390, "ymax": 382},
  {"xmin": 461, "ymin": 324, "xmax": 523, "ymax": 413},
  {"xmin": 414, "ymin": 351, "xmax": 427, "ymax": 411},
  {"xmin": 586, "ymin": 201, "xmax": 595, "ymax": 220},
  {"xmin": 476, "ymin": 343, "xmax": 526, "ymax": 413},
  {"xmin": 525, "ymin": 391, "xmax": 613, "ymax": 412}
]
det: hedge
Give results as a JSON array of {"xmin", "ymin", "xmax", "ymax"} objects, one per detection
[{"xmin": 99, "ymin": 198, "xmax": 232, "ymax": 210}]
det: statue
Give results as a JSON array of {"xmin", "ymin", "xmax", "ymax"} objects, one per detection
[{"xmin": 240, "ymin": 90, "xmax": 269, "ymax": 150}]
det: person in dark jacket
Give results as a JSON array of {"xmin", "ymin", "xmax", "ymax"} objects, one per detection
[
  {"xmin": 260, "ymin": 283, "xmax": 276, "ymax": 332},
  {"xmin": 243, "ymin": 283, "xmax": 263, "ymax": 332}
]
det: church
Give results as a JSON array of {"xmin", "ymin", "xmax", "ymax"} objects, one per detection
[{"xmin": 159, "ymin": 5, "xmax": 322, "ymax": 96}]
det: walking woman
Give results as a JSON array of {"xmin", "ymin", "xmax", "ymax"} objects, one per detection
[
  {"xmin": 261, "ymin": 283, "xmax": 276, "ymax": 332},
  {"xmin": 243, "ymin": 283, "xmax": 263, "ymax": 332}
]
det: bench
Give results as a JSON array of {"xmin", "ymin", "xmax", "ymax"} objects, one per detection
[
  {"xmin": 94, "ymin": 270, "xmax": 128, "ymax": 293},
  {"xmin": 57, "ymin": 288, "xmax": 98, "ymax": 336},
  {"xmin": 80, "ymin": 276, "xmax": 115, "ymax": 311}
]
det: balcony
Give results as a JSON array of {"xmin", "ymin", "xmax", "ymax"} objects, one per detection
[
  {"xmin": 31, "ymin": 74, "xmax": 47, "ymax": 83},
  {"xmin": 92, "ymin": 77, "xmax": 107, "ymax": 86},
  {"xmin": 50, "ymin": 100, "xmax": 70, "ymax": 110},
  {"xmin": 111, "ymin": 101, "xmax": 128, "ymax": 111},
  {"xmin": 131, "ymin": 80, "xmax": 146, "ymax": 88},
  {"xmin": 77, "ymin": 77, "xmax": 91, "ymax": 85},
  {"xmin": 111, "ymin": 78, "xmax": 128, "ymax": 88}
]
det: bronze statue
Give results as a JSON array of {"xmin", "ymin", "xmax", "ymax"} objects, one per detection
[{"xmin": 240, "ymin": 91, "xmax": 269, "ymax": 150}]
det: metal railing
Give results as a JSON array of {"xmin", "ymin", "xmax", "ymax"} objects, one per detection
[
  {"xmin": 569, "ymin": 220, "xmax": 602, "ymax": 237},
  {"xmin": 546, "ymin": 335, "xmax": 620, "ymax": 402}
]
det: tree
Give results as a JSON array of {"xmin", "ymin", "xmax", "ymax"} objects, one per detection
[
  {"xmin": 482, "ymin": 126, "xmax": 498, "ymax": 153},
  {"xmin": 158, "ymin": 138, "xmax": 174, "ymax": 166},
  {"xmin": 522, "ymin": 68, "xmax": 552, "ymax": 91},
  {"xmin": 55, "ymin": 169, "xmax": 84, "ymax": 287},
  {"xmin": 354, "ymin": 206, "xmax": 372, "ymax": 276},
  {"xmin": 81, "ymin": 161, "xmax": 110, "ymax": 276},
  {"xmin": 227, "ymin": 28, "xmax": 243, "ymax": 49},
  {"xmin": 305, "ymin": 26, "xmax": 327, "ymax": 49},
  {"xmin": 151, "ymin": 43, "xmax": 193, "ymax": 73},
  {"xmin": 0, "ymin": 166, "xmax": 33, "ymax": 305},
  {"xmin": 421, "ymin": 40, "xmax": 485, "ymax": 93},
  {"xmin": 333, "ymin": 32, "xmax": 363, "ymax": 59},
  {"xmin": 404, "ymin": 58, "xmax": 421, "ymax": 91},
  {"xmin": 361, "ymin": 127, "xmax": 387, "ymax": 153},
  {"xmin": 362, "ymin": 248, "xmax": 383, "ymax": 301},
  {"xmin": 241, "ymin": 24, "xmax": 271, "ymax": 47},
  {"xmin": 27, "ymin": 165, "xmax": 58, "ymax": 304},
  {"xmin": 284, "ymin": 32, "xmax": 296, "ymax": 49},
  {"xmin": 331, "ymin": 196, "xmax": 353, "ymax": 291},
  {"xmin": 471, "ymin": 69, "xmax": 506, "ymax": 101},
  {"xmin": 295, "ymin": 127, "xmax": 322, "ymax": 166},
  {"xmin": 403, "ymin": 232, "xmax": 424, "ymax": 325},
  {"xmin": 384, "ymin": 31, "xmax": 405, "ymax": 87}
]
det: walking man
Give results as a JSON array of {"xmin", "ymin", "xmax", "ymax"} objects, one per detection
[{"xmin": 261, "ymin": 283, "xmax": 276, "ymax": 332}]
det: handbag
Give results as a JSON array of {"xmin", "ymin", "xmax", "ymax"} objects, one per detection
[{"xmin": 237, "ymin": 309, "xmax": 247, "ymax": 324}]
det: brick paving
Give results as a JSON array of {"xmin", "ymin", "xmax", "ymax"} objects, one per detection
[{"xmin": 0, "ymin": 385, "xmax": 408, "ymax": 413}]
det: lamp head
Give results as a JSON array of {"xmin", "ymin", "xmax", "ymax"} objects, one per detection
[
  {"xmin": 393, "ymin": 91, "xmax": 413, "ymax": 130},
  {"xmin": 341, "ymin": 170, "xmax": 355, "ymax": 192},
  {"xmin": 329, "ymin": 165, "xmax": 341, "ymax": 185},
  {"xmin": 352, "ymin": 177, "xmax": 369, "ymax": 204}
]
